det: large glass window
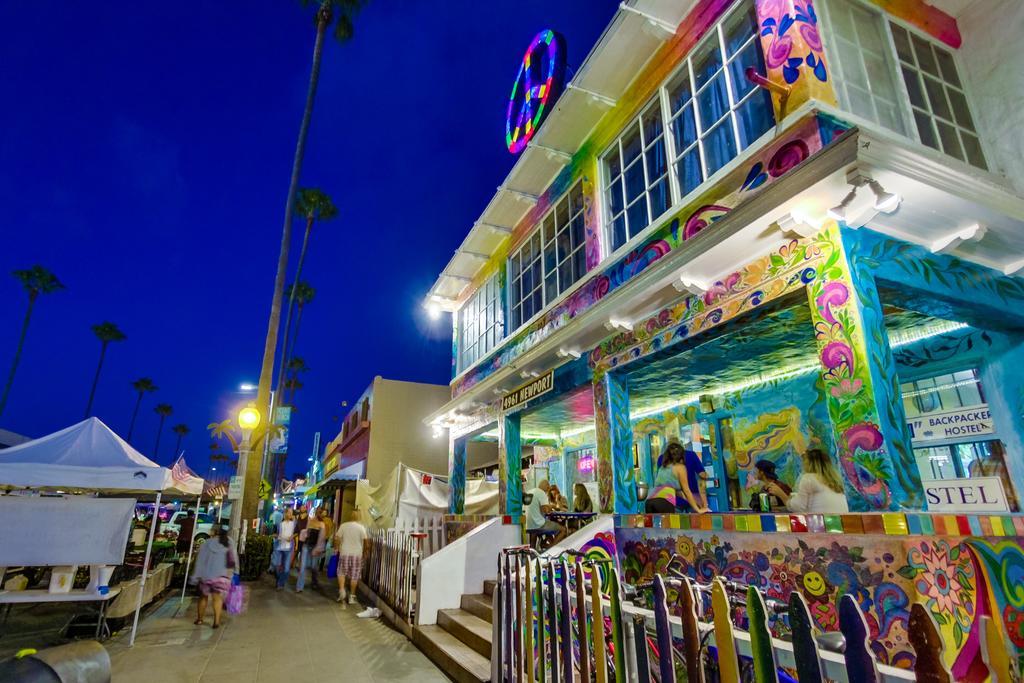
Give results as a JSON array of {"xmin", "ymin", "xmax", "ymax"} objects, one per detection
[
  {"xmin": 601, "ymin": 1, "xmax": 773, "ymax": 252},
  {"xmin": 458, "ymin": 276, "xmax": 503, "ymax": 371},
  {"xmin": 820, "ymin": 0, "xmax": 986, "ymax": 170},
  {"xmin": 509, "ymin": 182, "xmax": 587, "ymax": 330},
  {"xmin": 819, "ymin": 0, "xmax": 906, "ymax": 134},
  {"xmin": 889, "ymin": 23, "xmax": 986, "ymax": 169}
]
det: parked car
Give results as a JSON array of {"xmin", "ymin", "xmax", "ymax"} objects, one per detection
[{"xmin": 163, "ymin": 510, "xmax": 217, "ymax": 546}]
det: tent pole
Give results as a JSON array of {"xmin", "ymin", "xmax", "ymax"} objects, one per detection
[
  {"xmin": 180, "ymin": 492, "xmax": 202, "ymax": 603},
  {"xmin": 129, "ymin": 490, "xmax": 161, "ymax": 646}
]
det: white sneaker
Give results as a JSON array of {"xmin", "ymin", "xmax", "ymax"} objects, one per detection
[
  {"xmin": 337, "ymin": 589, "xmax": 347, "ymax": 603},
  {"xmin": 348, "ymin": 595, "xmax": 357, "ymax": 605},
  {"xmin": 356, "ymin": 606, "xmax": 380, "ymax": 619}
]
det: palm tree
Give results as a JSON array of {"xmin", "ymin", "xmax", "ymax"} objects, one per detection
[
  {"xmin": 283, "ymin": 282, "xmax": 316, "ymax": 370},
  {"xmin": 127, "ymin": 378, "xmax": 158, "ymax": 440},
  {"xmin": 153, "ymin": 404, "xmax": 173, "ymax": 458},
  {"xmin": 254, "ymin": 0, "xmax": 363, "ymax": 421},
  {"xmin": 271, "ymin": 188, "xmax": 336, "ymax": 417},
  {"xmin": 1, "ymin": 265, "xmax": 65, "ymax": 417},
  {"xmin": 172, "ymin": 423, "xmax": 190, "ymax": 456},
  {"xmin": 84, "ymin": 322, "xmax": 127, "ymax": 418}
]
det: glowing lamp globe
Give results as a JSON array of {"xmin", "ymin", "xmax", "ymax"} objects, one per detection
[{"xmin": 238, "ymin": 406, "xmax": 261, "ymax": 431}]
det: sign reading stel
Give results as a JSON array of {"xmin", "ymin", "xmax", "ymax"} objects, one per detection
[
  {"xmin": 502, "ymin": 371, "xmax": 554, "ymax": 412},
  {"xmin": 924, "ymin": 476, "xmax": 1010, "ymax": 512},
  {"xmin": 908, "ymin": 405, "xmax": 993, "ymax": 444}
]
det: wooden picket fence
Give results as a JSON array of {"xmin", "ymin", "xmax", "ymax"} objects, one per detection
[
  {"xmin": 363, "ymin": 521, "xmax": 444, "ymax": 624},
  {"xmin": 393, "ymin": 516, "xmax": 445, "ymax": 558},
  {"xmin": 493, "ymin": 547, "xmax": 990, "ymax": 683}
]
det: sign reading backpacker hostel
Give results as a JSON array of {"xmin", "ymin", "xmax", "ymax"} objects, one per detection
[
  {"xmin": 908, "ymin": 405, "xmax": 994, "ymax": 444},
  {"xmin": 501, "ymin": 371, "xmax": 554, "ymax": 412}
]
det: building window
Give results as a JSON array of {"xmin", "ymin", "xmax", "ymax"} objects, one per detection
[
  {"xmin": 603, "ymin": 100, "xmax": 668, "ymax": 250},
  {"xmin": 901, "ymin": 368, "xmax": 985, "ymax": 418},
  {"xmin": 819, "ymin": 0, "xmax": 906, "ymax": 135},
  {"xmin": 601, "ymin": 1, "xmax": 773, "ymax": 252},
  {"xmin": 509, "ymin": 182, "xmax": 587, "ymax": 330},
  {"xmin": 458, "ymin": 275, "xmax": 503, "ymax": 371},
  {"xmin": 889, "ymin": 23, "xmax": 986, "ymax": 169}
]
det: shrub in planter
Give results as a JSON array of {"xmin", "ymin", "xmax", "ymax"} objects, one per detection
[{"xmin": 241, "ymin": 534, "xmax": 274, "ymax": 581}]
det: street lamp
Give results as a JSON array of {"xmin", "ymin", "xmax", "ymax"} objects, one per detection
[{"xmin": 228, "ymin": 404, "xmax": 261, "ymax": 550}]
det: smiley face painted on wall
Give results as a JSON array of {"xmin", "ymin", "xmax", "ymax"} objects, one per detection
[{"xmin": 803, "ymin": 570, "xmax": 827, "ymax": 597}]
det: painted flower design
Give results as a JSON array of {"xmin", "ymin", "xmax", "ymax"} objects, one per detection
[
  {"xmin": 915, "ymin": 544, "xmax": 963, "ymax": 614},
  {"xmin": 902, "ymin": 541, "xmax": 975, "ymax": 645},
  {"xmin": 830, "ymin": 377, "xmax": 862, "ymax": 398}
]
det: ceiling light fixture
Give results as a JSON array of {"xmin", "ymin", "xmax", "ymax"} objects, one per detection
[
  {"xmin": 605, "ymin": 318, "xmax": 633, "ymax": 333},
  {"xmin": 828, "ymin": 168, "xmax": 901, "ymax": 222}
]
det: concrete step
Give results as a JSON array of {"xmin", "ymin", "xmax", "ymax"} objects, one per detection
[
  {"xmin": 460, "ymin": 593, "xmax": 493, "ymax": 623},
  {"xmin": 438, "ymin": 608, "xmax": 492, "ymax": 658},
  {"xmin": 483, "ymin": 579, "xmax": 497, "ymax": 597},
  {"xmin": 414, "ymin": 624, "xmax": 491, "ymax": 683}
]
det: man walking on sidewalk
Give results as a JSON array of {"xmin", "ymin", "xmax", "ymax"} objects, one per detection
[{"xmin": 334, "ymin": 509, "xmax": 368, "ymax": 607}]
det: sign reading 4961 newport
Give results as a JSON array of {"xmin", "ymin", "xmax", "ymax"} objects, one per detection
[{"xmin": 505, "ymin": 29, "xmax": 567, "ymax": 154}]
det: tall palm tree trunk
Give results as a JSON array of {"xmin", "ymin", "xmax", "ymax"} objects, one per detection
[
  {"xmin": 272, "ymin": 217, "xmax": 313, "ymax": 421},
  {"xmin": 154, "ymin": 417, "xmax": 167, "ymax": 458},
  {"xmin": 0, "ymin": 294, "xmax": 36, "ymax": 417},
  {"xmin": 284, "ymin": 305, "xmax": 307, "ymax": 381},
  {"xmin": 248, "ymin": 6, "xmax": 329, "ymax": 524},
  {"xmin": 84, "ymin": 342, "xmax": 108, "ymax": 418},
  {"xmin": 127, "ymin": 392, "xmax": 143, "ymax": 440}
]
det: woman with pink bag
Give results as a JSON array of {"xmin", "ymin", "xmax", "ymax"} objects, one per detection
[{"xmin": 189, "ymin": 524, "xmax": 238, "ymax": 629}]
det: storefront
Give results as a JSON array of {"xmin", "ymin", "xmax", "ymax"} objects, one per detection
[{"xmin": 423, "ymin": 0, "xmax": 1024, "ymax": 674}]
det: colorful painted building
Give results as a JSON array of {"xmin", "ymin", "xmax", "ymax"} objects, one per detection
[{"xmin": 423, "ymin": 0, "xmax": 1024, "ymax": 675}]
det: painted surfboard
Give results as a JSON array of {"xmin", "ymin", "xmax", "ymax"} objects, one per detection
[
  {"xmin": 494, "ymin": 552, "xmax": 505, "ymax": 683},
  {"xmin": 711, "ymin": 579, "xmax": 740, "ymax": 683},
  {"xmin": 788, "ymin": 591, "xmax": 823, "ymax": 683},
  {"xmin": 516, "ymin": 555, "xmax": 524, "ymax": 683},
  {"xmin": 633, "ymin": 614, "xmax": 652, "ymax": 683},
  {"xmin": 746, "ymin": 585, "xmax": 779, "ymax": 683},
  {"xmin": 908, "ymin": 603, "xmax": 951, "ymax": 683},
  {"xmin": 839, "ymin": 594, "xmax": 880, "ymax": 683},
  {"xmin": 678, "ymin": 576, "xmax": 702, "ymax": 683},
  {"xmin": 505, "ymin": 552, "xmax": 515, "ymax": 683},
  {"xmin": 653, "ymin": 574, "xmax": 676, "ymax": 683},
  {"xmin": 536, "ymin": 559, "xmax": 546, "ymax": 683},
  {"xmin": 575, "ymin": 558, "xmax": 590, "ymax": 683},
  {"xmin": 980, "ymin": 614, "xmax": 1012, "ymax": 683},
  {"xmin": 559, "ymin": 558, "xmax": 573, "ymax": 683},
  {"xmin": 603, "ymin": 561, "xmax": 626, "ymax": 683},
  {"xmin": 590, "ymin": 562, "xmax": 607, "ymax": 683},
  {"xmin": 525, "ymin": 557, "xmax": 535, "ymax": 683},
  {"xmin": 546, "ymin": 559, "xmax": 560, "ymax": 683}
]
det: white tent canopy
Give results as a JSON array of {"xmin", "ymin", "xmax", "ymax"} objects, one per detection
[{"xmin": 0, "ymin": 417, "xmax": 172, "ymax": 492}]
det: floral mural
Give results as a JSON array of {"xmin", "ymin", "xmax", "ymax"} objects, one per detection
[{"xmin": 617, "ymin": 526, "xmax": 1024, "ymax": 676}]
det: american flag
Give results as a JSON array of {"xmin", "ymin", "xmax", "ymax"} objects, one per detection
[{"xmin": 171, "ymin": 455, "xmax": 197, "ymax": 483}]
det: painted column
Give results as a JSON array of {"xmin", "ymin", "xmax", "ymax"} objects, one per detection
[
  {"xmin": 638, "ymin": 435, "xmax": 655, "ymax": 489},
  {"xmin": 980, "ymin": 341, "xmax": 1024, "ymax": 508},
  {"xmin": 447, "ymin": 436, "xmax": 467, "ymax": 515},
  {"xmin": 754, "ymin": 0, "xmax": 837, "ymax": 119},
  {"xmin": 498, "ymin": 412, "xmax": 523, "ymax": 517},
  {"xmin": 593, "ymin": 371, "xmax": 638, "ymax": 513},
  {"xmin": 806, "ymin": 223, "xmax": 922, "ymax": 511}
]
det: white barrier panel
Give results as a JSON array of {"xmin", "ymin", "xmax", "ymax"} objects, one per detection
[
  {"xmin": 0, "ymin": 495, "xmax": 135, "ymax": 566},
  {"xmin": 416, "ymin": 517, "xmax": 520, "ymax": 625}
]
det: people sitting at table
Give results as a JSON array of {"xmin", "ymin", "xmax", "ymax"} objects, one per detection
[
  {"xmin": 573, "ymin": 483, "xmax": 594, "ymax": 513},
  {"xmin": 763, "ymin": 448, "xmax": 849, "ymax": 513},
  {"xmin": 747, "ymin": 459, "xmax": 792, "ymax": 511},
  {"xmin": 525, "ymin": 479, "xmax": 566, "ymax": 544},
  {"xmin": 548, "ymin": 485, "xmax": 568, "ymax": 512},
  {"xmin": 645, "ymin": 442, "xmax": 710, "ymax": 514}
]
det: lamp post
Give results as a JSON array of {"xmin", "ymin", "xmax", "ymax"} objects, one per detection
[{"xmin": 230, "ymin": 404, "xmax": 261, "ymax": 550}]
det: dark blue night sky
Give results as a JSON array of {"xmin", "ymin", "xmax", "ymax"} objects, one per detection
[{"xmin": 0, "ymin": 1, "xmax": 619, "ymax": 478}]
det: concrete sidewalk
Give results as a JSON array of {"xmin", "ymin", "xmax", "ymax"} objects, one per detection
[{"xmin": 105, "ymin": 579, "xmax": 450, "ymax": 683}]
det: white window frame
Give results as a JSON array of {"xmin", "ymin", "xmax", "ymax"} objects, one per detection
[
  {"xmin": 599, "ymin": 0, "xmax": 775, "ymax": 256},
  {"xmin": 818, "ymin": 0, "xmax": 989, "ymax": 171},
  {"xmin": 507, "ymin": 180, "xmax": 588, "ymax": 332},
  {"xmin": 457, "ymin": 275, "xmax": 503, "ymax": 372}
]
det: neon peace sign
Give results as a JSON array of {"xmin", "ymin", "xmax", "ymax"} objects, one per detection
[{"xmin": 505, "ymin": 29, "xmax": 567, "ymax": 154}]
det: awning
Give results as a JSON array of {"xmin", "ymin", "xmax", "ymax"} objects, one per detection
[{"xmin": 308, "ymin": 472, "xmax": 359, "ymax": 498}]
